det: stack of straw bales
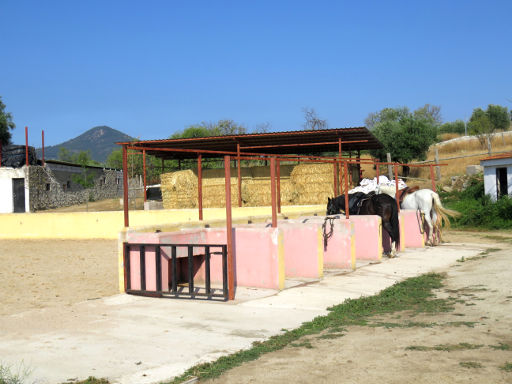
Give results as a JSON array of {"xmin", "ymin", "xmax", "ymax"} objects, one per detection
[
  {"xmin": 161, "ymin": 170, "xmax": 198, "ymax": 209},
  {"xmin": 202, "ymin": 169, "xmax": 240, "ymax": 208},
  {"xmin": 290, "ymin": 163, "xmax": 336, "ymax": 205},
  {"xmin": 160, "ymin": 163, "xmax": 340, "ymax": 208}
]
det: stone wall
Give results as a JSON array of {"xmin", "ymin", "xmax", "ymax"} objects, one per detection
[{"xmin": 28, "ymin": 166, "xmax": 123, "ymax": 211}]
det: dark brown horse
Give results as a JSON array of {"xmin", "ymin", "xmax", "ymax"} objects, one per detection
[{"xmin": 326, "ymin": 192, "xmax": 400, "ymax": 256}]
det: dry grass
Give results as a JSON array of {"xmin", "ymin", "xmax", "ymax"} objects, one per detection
[{"xmin": 410, "ymin": 132, "xmax": 512, "ymax": 185}]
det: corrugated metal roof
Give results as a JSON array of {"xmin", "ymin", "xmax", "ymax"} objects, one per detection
[{"xmin": 117, "ymin": 127, "xmax": 383, "ymax": 159}]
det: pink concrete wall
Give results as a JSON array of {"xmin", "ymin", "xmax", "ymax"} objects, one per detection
[
  {"xmin": 279, "ymin": 223, "xmax": 322, "ymax": 279},
  {"xmin": 298, "ymin": 217, "xmax": 354, "ymax": 270},
  {"xmin": 399, "ymin": 209, "xmax": 424, "ymax": 248},
  {"xmin": 349, "ymin": 215, "xmax": 382, "ymax": 260},
  {"xmin": 126, "ymin": 227, "xmax": 284, "ymax": 291}
]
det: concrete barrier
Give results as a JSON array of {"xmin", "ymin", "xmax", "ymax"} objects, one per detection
[
  {"xmin": 279, "ymin": 222, "xmax": 323, "ymax": 279},
  {"xmin": 399, "ymin": 209, "xmax": 425, "ymax": 248},
  {"xmin": 349, "ymin": 215, "xmax": 382, "ymax": 260},
  {"xmin": 123, "ymin": 226, "xmax": 285, "ymax": 292},
  {"xmin": 299, "ymin": 216, "xmax": 355, "ymax": 270}
]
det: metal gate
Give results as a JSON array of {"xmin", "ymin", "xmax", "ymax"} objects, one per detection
[
  {"xmin": 12, "ymin": 178, "xmax": 25, "ymax": 213},
  {"xmin": 123, "ymin": 243, "xmax": 228, "ymax": 301}
]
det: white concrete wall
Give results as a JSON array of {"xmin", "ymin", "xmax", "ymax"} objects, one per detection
[
  {"xmin": 0, "ymin": 167, "xmax": 29, "ymax": 213},
  {"xmin": 481, "ymin": 158, "xmax": 512, "ymax": 202}
]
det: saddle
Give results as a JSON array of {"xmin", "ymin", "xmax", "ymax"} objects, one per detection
[
  {"xmin": 396, "ymin": 186, "xmax": 420, "ymax": 206},
  {"xmin": 348, "ymin": 191, "xmax": 375, "ymax": 215}
]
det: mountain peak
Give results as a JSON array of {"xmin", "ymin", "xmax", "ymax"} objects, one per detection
[{"xmin": 36, "ymin": 126, "xmax": 134, "ymax": 163}]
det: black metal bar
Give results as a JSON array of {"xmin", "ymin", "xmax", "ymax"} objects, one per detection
[
  {"xmin": 171, "ymin": 246, "xmax": 177, "ymax": 294},
  {"xmin": 155, "ymin": 245, "xmax": 162, "ymax": 292},
  {"xmin": 140, "ymin": 245, "xmax": 146, "ymax": 291},
  {"xmin": 222, "ymin": 245, "xmax": 228, "ymax": 300},
  {"xmin": 205, "ymin": 246, "xmax": 211, "ymax": 297},
  {"xmin": 124, "ymin": 243, "xmax": 131, "ymax": 291},
  {"xmin": 188, "ymin": 245, "xmax": 194, "ymax": 297}
]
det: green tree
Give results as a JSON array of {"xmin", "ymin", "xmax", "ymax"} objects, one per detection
[
  {"xmin": 468, "ymin": 105, "xmax": 510, "ymax": 146},
  {"xmin": 368, "ymin": 105, "xmax": 439, "ymax": 172},
  {"xmin": 58, "ymin": 148, "xmax": 101, "ymax": 166},
  {"xmin": 439, "ymin": 120, "xmax": 466, "ymax": 135},
  {"xmin": 0, "ymin": 96, "xmax": 16, "ymax": 145},
  {"xmin": 468, "ymin": 105, "xmax": 510, "ymax": 135}
]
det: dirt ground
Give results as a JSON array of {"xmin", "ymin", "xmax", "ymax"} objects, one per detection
[
  {"xmin": 204, "ymin": 231, "xmax": 512, "ymax": 384},
  {"xmin": 0, "ymin": 239, "xmax": 118, "ymax": 316},
  {"xmin": 0, "ymin": 232, "xmax": 511, "ymax": 383}
]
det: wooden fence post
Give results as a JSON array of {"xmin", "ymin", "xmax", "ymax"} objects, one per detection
[{"xmin": 435, "ymin": 146, "xmax": 441, "ymax": 181}]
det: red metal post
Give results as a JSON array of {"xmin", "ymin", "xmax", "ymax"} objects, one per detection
[
  {"xmin": 42, "ymin": 130, "xmax": 45, "ymax": 166},
  {"xmin": 270, "ymin": 157, "xmax": 277, "ymax": 227},
  {"xmin": 333, "ymin": 161, "xmax": 338, "ymax": 196},
  {"xmin": 143, "ymin": 150, "xmax": 147, "ymax": 202},
  {"xmin": 198, "ymin": 154, "xmax": 203, "ymax": 221},
  {"xmin": 25, "ymin": 126, "xmax": 29, "ymax": 166},
  {"xmin": 237, "ymin": 143, "xmax": 242, "ymax": 207},
  {"xmin": 430, "ymin": 164, "xmax": 436, "ymax": 191},
  {"xmin": 357, "ymin": 150, "xmax": 362, "ymax": 182},
  {"xmin": 276, "ymin": 159, "xmax": 281, "ymax": 214},
  {"xmin": 394, "ymin": 164, "xmax": 400, "ymax": 212},
  {"xmin": 122, "ymin": 145, "xmax": 129, "ymax": 227},
  {"xmin": 224, "ymin": 155, "xmax": 234, "ymax": 300},
  {"xmin": 338, "ymin": 138, "xmax": 343, "ymax": 193},
  {"xmin": 343, "ymin": 160, "xmax": 350, "ymax": 219}
]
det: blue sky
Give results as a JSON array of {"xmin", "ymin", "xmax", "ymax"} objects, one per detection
[{"xmin": 1, "ymin": 0, "xmax": 511, "ymax": 147}]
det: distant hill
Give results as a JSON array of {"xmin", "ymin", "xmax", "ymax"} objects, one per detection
[{"xmin": 36, "ymin": 126, "xmax": 134, "ymax": 163}]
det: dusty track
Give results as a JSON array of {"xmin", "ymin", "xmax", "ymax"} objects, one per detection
[
  {"xmin": 204, "ymin": 231, "xmax": 512, "ymax": 384},
  {"xmin": 0, "ymin": 239, "xmax": 118, "ymax": 316}
]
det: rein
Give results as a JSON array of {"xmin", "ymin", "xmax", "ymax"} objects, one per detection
[{"xmin": 322, "ymin": 216, "xmax": 336, "ymax": 250}]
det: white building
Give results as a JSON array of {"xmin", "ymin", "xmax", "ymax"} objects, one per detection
[
  {"xmin": 0, "ymin": 166, "xmax": 30, "ymax": 213},
  {"xmin": 480, "ymin": 153, "xmax": 512, "ymax": 202}
]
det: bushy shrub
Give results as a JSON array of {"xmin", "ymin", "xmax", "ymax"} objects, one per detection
[{"xmin": 445, "ymin": 176, "xmax": 512, "ymax": 229}]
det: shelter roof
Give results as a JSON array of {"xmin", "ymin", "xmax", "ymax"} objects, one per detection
[
  {"xmin": 117, "ymin": 127, "xmax": 383, "ymax": 160},
  {"xmin": 480, "ymin": 152, "xmax": 512, "ymax": 163}
]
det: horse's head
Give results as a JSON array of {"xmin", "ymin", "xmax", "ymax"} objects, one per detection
[{"xmin": 326, "ymin": 197, "xmax": 340, "ymax": 215}]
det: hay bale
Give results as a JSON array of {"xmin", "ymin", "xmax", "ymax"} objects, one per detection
[
  {"xmin": 161, "ymin": 170, "xmax": 198, "ymax": 209},
  {"xmin": 290, "ymin": 163, "xmax": 337, "ymax": 205}
]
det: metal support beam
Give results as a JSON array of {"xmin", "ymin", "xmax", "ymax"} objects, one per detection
[
  {"xmin": 198, "ymin": 154, "xmax": 203, "ymax": 221},
  {"xmin": 276, "ymin": 159, "xmax": 281, "ymax": 214},
  {"xmin": 343, "ymin": 160, "xmax": 350, "ymax": 219},
  {"xmin": 25, "ymin": 126, "xmax": 29, "ymax": 166},
  {"xmin": 41, "ymin": 130, "xmax": 45, "ymax": 166},
  {"xmin": 237, "ymin": 143, "xmax": 242, "ymax": 207},
  {"xmin": 143, "ymin": 149, "xmax": 147, "ymax": 202},
  {"xmin": 224, "ymin": 155, "xmax": 234, "ymax": 300},
  {"xmin": 270, "ymin": 157, "xmax": 277, "ymax": 227},
  {"xmin": 394, "ymin": 164, "xmax": 400, "ymax": 212},
  {"xmin": 338, "ymin": 138, "xmax": 343, "ymax": 193},
  {"xmin": 122, "ymin": 145, "xmax": 129, "ymax": 227}
]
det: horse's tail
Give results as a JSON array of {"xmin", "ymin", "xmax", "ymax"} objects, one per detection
[{"xmin": 431, "ymin": 192, "xmax": 461, "ymax": 229}]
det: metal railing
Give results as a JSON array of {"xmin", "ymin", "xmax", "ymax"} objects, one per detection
[{"xmin": 124, "ymin": 243, "xmax": 228, "ymax": 301}]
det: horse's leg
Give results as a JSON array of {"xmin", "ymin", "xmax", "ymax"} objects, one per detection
[
  {"xmin": 423, "ymin": 211, "xmax": 434, "ymax": 246},
  {"xmin": 382, "ymin": 220, "xmax": 396, "ymax": 257}
]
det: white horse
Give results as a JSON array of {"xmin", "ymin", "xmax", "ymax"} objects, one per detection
[{"xmin": 401, "ymin": 189, "xmax": 460, "ymax": 245}]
